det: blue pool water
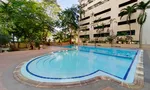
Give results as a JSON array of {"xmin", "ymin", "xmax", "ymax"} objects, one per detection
[
  {"xmin": 21, "ymin": 46, "xmax": 140, "ymax": 83},
  {"xmin": 63, "ymin": 45, "xmax": 76, "ymax": 49}
]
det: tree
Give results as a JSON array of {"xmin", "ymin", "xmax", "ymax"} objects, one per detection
[
  {"xmin": 125, "ymin": 35, "xmax": 133, "ymax": 44},
  {"xmin": 53, "ymin": 31, "xmax": 64, "ymax": 45},
  {"xmin": 58, "ymin": 6, "xmax": 80, "ymax": 44},
  {"xmin": 137, "ymin": 0, "xmax": 150, "ymax": 48},
  {"xmin": 119, "ymin": 4, "xmax": 137, "ymax": 39},
  {"xmin": 0, "ymin": 0, "xmax": 58, "ymax": 49},
  {"xmin": 106, "ymin": 18, "xmax": 117, "ymax": 47},
  {"xmin": 96, "ymin": 23, "xmax": 105, "ymax": 41},
  {"xmin": 0, "ymin": 0, "xmax": 16, "ymax": 44},
  {"xmin": 106, "ymin": 35, "xmax": 116, "ymax": 47},
  {"xmin": 77, "ymin": 5, "xmax": 85, "ymax": 20}
]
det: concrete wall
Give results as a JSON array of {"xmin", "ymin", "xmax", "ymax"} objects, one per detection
[
  {"xmin": 79, "ymin": 0, "xmax": 142, "ymax": 41},
  {"xmin": 143, "ymin": 8, "xmax": 150, "ymax": 44}
]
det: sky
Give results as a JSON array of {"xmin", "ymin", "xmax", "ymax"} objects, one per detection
[{"xmin": 57, "ymin": 0, "xmax": 79, "ymax": 10}]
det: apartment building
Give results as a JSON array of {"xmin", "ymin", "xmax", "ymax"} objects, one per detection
[{"xmin": 78, "ymin": 0, "xmax": 143, "ymax": 43}]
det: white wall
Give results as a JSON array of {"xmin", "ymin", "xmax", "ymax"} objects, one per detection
[{"xmin": 143, "ymin": 8, "xmax": 150, "ymax": 44}]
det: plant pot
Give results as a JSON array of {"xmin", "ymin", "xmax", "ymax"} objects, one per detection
[
  {"xmin": 39, "ymin": 45, "xmax": 43, "ymax": 49},
  {"xmin": 1, "ymin": 48, "xmax": 9, "ymax": 52}
]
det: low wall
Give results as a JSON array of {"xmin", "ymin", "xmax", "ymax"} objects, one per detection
[
  {"xmin": 51, "ymin": 42, "xmax": 70, "ymax": 46},
  {"xmin": 80, "ymin": 43, "xmax": 139, "ymax": 49},
  {"xmin": 80, "ymin": 43, "xmax": 150, "ymax": 49},
  {"xmin": 14, "ymin": 43, "xmax": 28, "ymax": 48}
]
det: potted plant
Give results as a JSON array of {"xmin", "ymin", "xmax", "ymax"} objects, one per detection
[
  {"xmin": 117, "ymin": 37, "xmax": 126, "ymax": 44},
  {"xmin": 125, "ymin": 35, "xmax": 133, "ymax": 44},
  {"xmin": 106, "ymin": 35, "xmax": 116, "ymax": 47}
]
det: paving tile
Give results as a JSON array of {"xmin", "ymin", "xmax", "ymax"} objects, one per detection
[{"xmin": 102, "ymin": 87, "xmax": 114, "ymax": 90}]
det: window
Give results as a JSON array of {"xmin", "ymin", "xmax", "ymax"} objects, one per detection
[
  {"xmin": 81, "ymin": 28, "xmax": 90, "ymax": 31},
  {"xmin": 94, "ymin": 33, "xmax": 110, "ymax": 37},
  {"xmin": 80, "ymin": 22, "xmax": 90, "ymax": 26},
  {"xmin": 119, "ymin": 0, "xmax": 138, "ymax": 8},
  {"xmin": 117, "ymin": 30, "xmax": 135, "ymax": 36},
  {"xmin": 87, "ymin": 0, "xmax": 109, "ymax": 10},
  {"xmin": 94, "ymin": 8, "xmax": 111, "ymax": 16},
  {"xmin": 94, "ymin": 24, "xmax": 110, "ymax": 29},
  {"xmin": 81, "ymin": 3, "xmax": 87, "ymax": 8},
  {"xmin": 88, "ymin": 0, "xmax": 93, "ymax": 3},
  {"xmin": 94, "ymin": 16, "xmax": 111, "ymax": 23},
  {"xmin": 118, "ymin": 10, "xmax": 136, "ymax": 16},
  {"xmin": 118, "ymin": 19, "xmax": 136, "ymax": 25},
  {"xmin": 80, "ymin": 16, "xmax": 90, "ymax": 21},
  {"xmin": 80, "ymin": 35, "xmax": 90, "ymax": 38}
]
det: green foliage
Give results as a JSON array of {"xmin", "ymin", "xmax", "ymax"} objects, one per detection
[
  {"xmin": 117, "ymin": 37, "xmax": 126, "ymax": 44},
  {"xmin": 117, "ymin": 32, "xmax": 128, "ymax": 36},
  {"xmin": 136, "ymin": 0, "xmax": 150, "ymax": 48},
  {"xmin": 0, "ymin": 0, "xmax": 60, "ymax": 48},
  {"xmin": 125, "ymin": 35, "xmax": 133, "ymax": 41},
  {"xmin": 58, "ymin": 7, "xmax": 79, "ymax": 30},
  {"xmin": 119, "ymin": 4, "xmax": 137, "ymax": 20},
  {"xmin": 106, "ymin": 35, "xmax": 116, "ymax": 43},
  {"xmin": 119, "ymin": 4, "xmax": 137, "ymax": 37},
  {"xmin": 58, "ymin": 5, "xmax": 80, "ymax": 44},
  {"xmin": 53, "ymin": 31, "xmax": 64, "ymax": 43},
  {"xmin": 35, "ymin": 40, "xmax": 40, "ymax": 48},
  {"xmin": 96, "ymin": 23, "xmax": 105, "ymax": 30},
  {"xmin": 0, "ymin": 33, "xmax": 11, "ymax": 46},
  {"xmin": 137, "ymin": 12, "xmax": 147, "ymax": 25},
  {"xmin": 137, "ymin": 1, "xmax": 150, "ymax": 25},
  {"xmin": 137, "ymin": 1, "xmax": 150, "ymax": 10}
]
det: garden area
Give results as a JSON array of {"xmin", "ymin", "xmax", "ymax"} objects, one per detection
[{"xmin": 0, "ymin": 0, "xmax": 82, "ymax": 53}]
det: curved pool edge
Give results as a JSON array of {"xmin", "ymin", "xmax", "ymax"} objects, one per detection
[{"xmin": 13, "ymin": 50, "xmax": 144, "ymax": 89}]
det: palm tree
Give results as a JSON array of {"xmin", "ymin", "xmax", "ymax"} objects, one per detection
[
  {"xmin": 106, "ymin": 18, "xmax": 117, "ymax": 47},
  {"xmin": 106, "ymin": 35, "xmax": 116, "ymax": 47},
  {"xmin": 58, "ymin": 7, "xmax": 79, "ymax": 44},
  {"xmin": 137, "ymin": 1, "xmax": 150, "ymax": 48},
  {"xmin": 119, "ymin": 4, "xmax": 137, "ymax": 38},
  {"xmin": 96, "ymin": 23, "xmax": 105, "ymax": 41},
  {"xmin": 77, "ymin": 5, "xmax": 85, "ymax": 20}
]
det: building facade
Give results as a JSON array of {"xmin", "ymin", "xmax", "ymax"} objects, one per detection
[{"xmin": 78, "ymin": 0, "xmax": 143, "ymax": 43}]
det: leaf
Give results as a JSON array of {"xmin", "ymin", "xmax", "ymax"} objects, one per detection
[{"xmin": 137, "ymin": 12, "xmax": 147, "ymax": 25}]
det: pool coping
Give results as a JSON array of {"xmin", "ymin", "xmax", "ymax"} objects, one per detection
[{"xmin": 13, "ymin": 49, "xmax": 144, "ymax": 89}]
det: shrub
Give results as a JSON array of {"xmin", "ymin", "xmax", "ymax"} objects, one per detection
[{"xmin": 0, "ymin": 34, "xmax": 11, "ymax": 47}]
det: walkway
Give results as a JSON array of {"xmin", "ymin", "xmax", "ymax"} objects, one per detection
[{"xmin": 0, "ymin": 46, "xmax": 149, "ymax": 90}]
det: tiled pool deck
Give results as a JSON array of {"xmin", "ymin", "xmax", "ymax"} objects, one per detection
[{"xmin": 0, "ymin": 46, "xmax": 150, "ymax": 90}]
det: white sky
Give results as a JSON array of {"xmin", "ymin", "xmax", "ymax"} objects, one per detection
[{"xmin": 57, "ymin": 0, "xmax": 79, "ymax": 10}]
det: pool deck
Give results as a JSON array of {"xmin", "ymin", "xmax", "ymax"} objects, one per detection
[{"xmin": 0, "ymin": 46, "xmax": 150, "ymax": 90}]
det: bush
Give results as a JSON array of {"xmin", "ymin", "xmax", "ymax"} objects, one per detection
[{"xmin": 0, "ymin": 34, "xmax": 11, "ymax": 47}]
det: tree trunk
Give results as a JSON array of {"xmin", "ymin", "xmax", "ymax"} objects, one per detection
[
  {"xmin": 129, "ymin": 23, "xmax": 132, "ymax": 44},
  {"xmin": 29, "ymin": 41, "xmax": 33, "ymax": 50},
  {"xmin": 70, "ymin": 30, "xmax": 72, "ymax": 44},
  {"xmin": 17, "ymin": 38, "xmax": 20, "ymax": 48},
  {"xmin": 111, "ymin": 43, "xmax": 113, "ymax": 47},
  {"xmin": 26, "ymin": 43, "xmax": 28, "ymax": 48},
  {"xmin": 95, "ymin": 38, "xmax": 97, "ymax": 47},
  {"xmin": 111, "ymin": 40, "xmax": 113, "ymax": 47},
  {"xmin": 12, "ymin": 33, "xmax": 16, "ymax": 46},
  {"xmin": 139, "ymin": 25, "xmax": 143, "ymax": 48},
  {"xmin": 95, "ymin": 41, "xmax": 96, "ymax": 47}
]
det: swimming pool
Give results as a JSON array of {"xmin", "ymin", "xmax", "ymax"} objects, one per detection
[
  {"xmin": 63, "ymin": 45, "xmax": 76, "ymax": 49},
  {"xmin": 20, "ymin": 46, "xmax": 141, "ymax": 84}
]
